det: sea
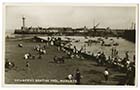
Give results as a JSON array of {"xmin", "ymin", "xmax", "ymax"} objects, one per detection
[{"xmin": 5, "ymin": 31, "xmax": 135, "ymax": 61}]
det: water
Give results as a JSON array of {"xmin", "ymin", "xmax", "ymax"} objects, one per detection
[
  {"xmin": 5, "ymin": 32, "xmax": 135, "ymax": 61},
  {"xmin": 39, "ymin": 36, "xmax": 135, "ymax": 61}
]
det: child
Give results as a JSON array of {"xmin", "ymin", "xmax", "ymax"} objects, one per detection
[
  {"xmin": 68, "ymin": 74, "xmax": 73, "ymax": 80},
  {"xmin": 26, "ymin": 61, "xmax": 30, "ymax": 71},
  {"xmin": 104, "ymin": 68, "xmax": 109, "ymax": 81},
  {"xmin": 26, "ymin": 61, "xmax": 30, "ymax": 68}
]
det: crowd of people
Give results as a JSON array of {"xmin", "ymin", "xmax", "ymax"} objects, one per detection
[
  {"xmin": 47, "ymin": 36, "xmax": 135, "ymax": 84},
  {"xmin": 5, "ymin": 36, "xmax": 135, "ymax": 85},
  {"xmin": 50, "ymin": 36, "xmax": 135, "ymax": 85},
  {"xmin": 43, "ymin": 36, "xmax": 135, "ymax": 85}
]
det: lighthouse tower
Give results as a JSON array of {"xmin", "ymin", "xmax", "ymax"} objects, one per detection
[{"xmin": 22, "ymin": 16, "xmax": 25, "ymax": 30}]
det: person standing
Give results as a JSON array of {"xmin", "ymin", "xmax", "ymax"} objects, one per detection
[
  {"xmin": 125, "ymin": 51, "xmax": 129, "ymax": 60},
  {"xmin": 104, "ymin": 68, "xmax": 109, "ymax": 81},
  {"xmin": 75, "ymin": 68, "xmax": 81, "ymax": 85},
  {"xmin": 26, "ymin": 60, "xmax": 30, "ymax": 71}
]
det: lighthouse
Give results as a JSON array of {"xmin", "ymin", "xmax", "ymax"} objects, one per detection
[{"xmin": 22, "ymin": 16, "xmax": 25, "ymax": 30}]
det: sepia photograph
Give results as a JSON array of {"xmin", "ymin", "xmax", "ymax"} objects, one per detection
[{"xmin": 4, "ymin": 3, "xmax": 137, "ymax": 86}]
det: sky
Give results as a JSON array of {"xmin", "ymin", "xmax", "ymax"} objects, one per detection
[{"xmin": 5, "ymin": 4, "xmax": 136, "ymax": 33}]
